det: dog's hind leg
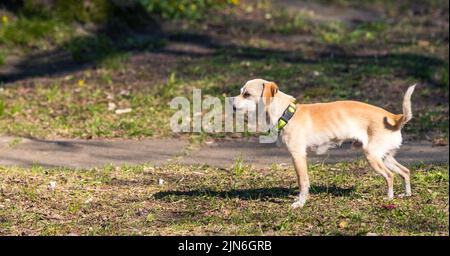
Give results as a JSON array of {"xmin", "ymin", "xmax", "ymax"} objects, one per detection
[
  {"xmin": 366, "ymin": 153, "xmax": 395, "ymax": 199},
  {"xmin": 384, "ymin": 154, "xmax": 411, "ymax": 197},
  {"xmin": 291, "ymin": 153, "xmax": 310, "ymax": 209}
]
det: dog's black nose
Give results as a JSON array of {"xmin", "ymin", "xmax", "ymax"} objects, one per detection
[{"xmin": 232, "ymin": 105, "xmax": 237, "ymax": 112}]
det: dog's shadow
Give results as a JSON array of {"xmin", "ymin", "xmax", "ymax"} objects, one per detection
[{"xmin": 154, "ymin": 185, "xmax": 355, "ymax": 201}]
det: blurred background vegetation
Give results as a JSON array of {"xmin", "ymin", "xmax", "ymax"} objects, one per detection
[{"xmin": 0, "ymin": 0, "xmax": 448, "ymax": 143}]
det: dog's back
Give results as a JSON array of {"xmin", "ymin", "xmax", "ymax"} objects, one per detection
[{"xmin": 290, "ymin": 85, "xmax": 416, "ymax": 158}]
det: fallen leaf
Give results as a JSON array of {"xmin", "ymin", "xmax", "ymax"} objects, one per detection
[
  {"xmin": 143, "ymin": 167, "xmax": 155, "ymax": 173},
  {"xmin": 432, "ymin": 138, "xmax": 448, "ymax": 146},
  {"xmin": 339, "ymin": 220, "xmax": 348, "ymax": 229},
  {"xmin": 417, "ymin": 40, "xmax": 430, "ymax": 47},
  {"xmin": 119, "ymin": 89, "xmax": 130, "ymax": 96},
  {"xmin": 115, "ymin": 108, "xmax": 132, "ymax": 114},
  {"xmin": 108, "ymin": 102, "xmax": 116, "ymax": 111},
  {"xmin": 48, "ymin": 181, "xmax": 57, "ymax": 190}
]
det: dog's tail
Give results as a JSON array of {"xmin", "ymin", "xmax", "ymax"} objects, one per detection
[
  {"xmin": 389, "ymin": 84, "xmax": 416, "ymax": 130},
  {"xmin": 401, "ymin": 84, "xmax": 416, "ymax": 124}
]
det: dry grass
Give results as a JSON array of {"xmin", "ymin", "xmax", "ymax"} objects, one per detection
[{"xmin": 0, "ymin": 161, "xmax": 448, "ymax": 235}]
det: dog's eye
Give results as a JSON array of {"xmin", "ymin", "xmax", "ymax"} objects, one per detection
[{"xmin": 243, "ymin": 92, "xmax": 250, "ymax": 98}]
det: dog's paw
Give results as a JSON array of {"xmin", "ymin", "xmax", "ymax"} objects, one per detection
[
  {"xmin": 398, "ymin": 193, "xmax": 412, "ymax": 198},
  {"xmin": 384, "ymin": 191, "xmax": 394, "ymax": 200},
  {"xmin": 291, "ymin": 198, "xmax": 307, "ymax": 209},
  {"xmin": 291, "ymin": 201, "xmax": 304, "ymax": 209}
]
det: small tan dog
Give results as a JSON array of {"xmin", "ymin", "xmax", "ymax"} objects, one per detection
[{"xmin": 232, "ymin": 79, "xmax": 416, "ymax": 208}]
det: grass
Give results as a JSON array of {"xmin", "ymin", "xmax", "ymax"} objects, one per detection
[
  {"xmin": 63, "ymin": 34, "xmax": 132, "ymax": 69},
  {"xmin": 0, "ymin": 80, "xmax": 173, "ymax": 138},
  {"xmin": 0, "ymin": 161, "xmax": 447, "ymax": 235},
  {"xmin": 0, "ymin": 53, "xmax": 447, "ymax": 140},
  {"xmin": 0, "ymin": 10, "xmax": 131, "ymax": 70},
  {"xmin": 317, "ymin": 21, "xmax": 387, "ymax": 46},
  {"xmin": 269, "ymin": 9, "xmax": 387, "ymax": 46},
  {"xmin": 0, "ymin": 15, "xmax": 71, "ymax": 50},
  {"xmin": 0, "ymin": 50, "xmax": 5, "ymax": 66},
  {"xmin": 0, "ymin": 0, "xmax": 448, "ymax": 141}
]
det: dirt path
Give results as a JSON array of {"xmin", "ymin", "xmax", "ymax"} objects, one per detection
[
  {"xmin": 0, "ymin": 136, "xmax": 188, "ymax": 169},
  {"xmin": 182, "ymin": 138, "xmax": 449, "ymax": 168},
  {"xmin": 0, "ymin": 136, "xmax": 447, "ymax": 169}
]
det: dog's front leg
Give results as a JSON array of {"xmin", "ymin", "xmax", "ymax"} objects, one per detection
[{"xmin": 291, "ymin": 153, "xmax": 310, "ymax": 209}]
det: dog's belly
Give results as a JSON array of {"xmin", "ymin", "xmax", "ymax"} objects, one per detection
[
  {"xmin": 306, "ymin": 128, "xmax": 367, "ymax": 155},
  {"xmin": 309, "ymin": 140, "xmax": 343, "ymax": 155}
]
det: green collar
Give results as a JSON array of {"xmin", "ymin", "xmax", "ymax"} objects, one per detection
[{"xmin": 266, "ymin": 101, "xmax": 297, "ymax": 135}]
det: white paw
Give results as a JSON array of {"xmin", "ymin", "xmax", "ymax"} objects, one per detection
[
  {"xmin": 291, "ymin": 201, "xmax": 304, "ymax": 209},
  {"xmin": 398, "ymin": 193, "xmax": 412, "ymax": 198},
  {"xmin": 291, "ymin": 196, "xmax": 307, "ymax": 209}
]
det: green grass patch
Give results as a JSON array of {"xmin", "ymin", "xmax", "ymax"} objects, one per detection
[
  {"xmin": 269, "ymin": 10, "xmax": 311, "ymax": 34},
  {"xmin": 63, "ymin": 34, "xmax": 130, "ymax": 69},
  {"xmin": 0, "ymin": 50, "xmax": 6, "ymax": 66},
  {"xmin": 0, "ymin": 80, "xmax": 173, "ymax": 138},
  {"xmin": 140, "ymin": 0, "xmax": 239, "ymax": 20},
  {"xmin": 0, "ymin": 97, "xmax": 5, "ymax": 117},
  {"xmin": 0, "ymin": 161, "xmax": 447, "ymax": 235},
  {"xmin": 405, "ymin": 106, "xmax": 449, "ymax": 139},
  {"xmin": 1, "ymin": 50, "xmax": 446, "ymax": 139},
  {"xmin": 0, "ymin": 15, "xmax": 68, "ymax": 49},
  {"xmin": 316, "ymin": 21, "xmax": 387, "ymax": 46}
]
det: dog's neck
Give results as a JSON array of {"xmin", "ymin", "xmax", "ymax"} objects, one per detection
[{"xmin": 267, "ymin": 91, "xmax": 296, "ymax": 126}]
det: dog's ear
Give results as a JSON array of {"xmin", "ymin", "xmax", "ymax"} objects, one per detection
[{"xmin": 262, "ymin": 82, "xmax": 278, "ymax": 105}]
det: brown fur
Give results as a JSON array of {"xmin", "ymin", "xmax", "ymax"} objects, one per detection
[{"xmin": 262, "ymin": 82, "xmax": 278, "ymax": 106}]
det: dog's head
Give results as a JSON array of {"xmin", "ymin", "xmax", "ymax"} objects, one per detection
[{"xmin": 232, "ymin": 79, "xmax": 279, "ymax": 112}]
